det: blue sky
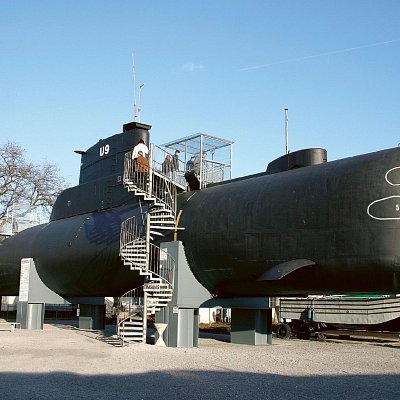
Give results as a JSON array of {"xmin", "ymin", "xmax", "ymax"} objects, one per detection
[{"xmin": 1, "ymin": 1, "xmax": 400, "ymax": 184}]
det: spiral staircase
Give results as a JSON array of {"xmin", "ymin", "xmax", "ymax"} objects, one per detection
[{"xmin": 116, "ymin": 147, "xmax": 179, "ymax": 344}]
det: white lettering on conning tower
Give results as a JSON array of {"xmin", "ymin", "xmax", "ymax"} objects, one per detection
[{"xmin": 99, "ymin": 144, "xmax": 110, "ymax": 157}]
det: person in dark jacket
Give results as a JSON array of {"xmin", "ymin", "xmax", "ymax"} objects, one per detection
[
  {"xmin": 172, "ymin": 150, "xmax": 180, "ymax": 172},
  {"xmin": 186, "ymin": 156, "xmax": 195, "ymax": 171},
  {"xmin": 162, "ymin": 154, "xmax": 173, "ymax": 177}
]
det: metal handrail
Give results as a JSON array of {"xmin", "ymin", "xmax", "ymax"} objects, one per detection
[
  {"xmin": 201, "ymin": 159, "xmax": 227, "ymax": 186},
  {"xmin": 118, "ymin": 146, "xmax": 178, "ymax": 344},
  {"xmin": 117, "ymin": 286, "xmax": 145, "ymax": 323},
  {"xmin": 123, "ymin": 151, "xmax": 178, "ymax": 214},
  {"xmin": 116, "ymin": 285, "xmax": 145, "ymax": 346},
  {"xmin": 120, "ymin": 216, "xmax": 175, "ymax": 286},
  {"xmin": 117, "ymin": 216, "xmax": 175, "ymax": 344},
  {"xmin": 151, "ymin": 144, "xmax": 187, "ymax": 188},
  {"xmin": 119, "ymin": 215, "xmax": 145, "ymax": 251}
]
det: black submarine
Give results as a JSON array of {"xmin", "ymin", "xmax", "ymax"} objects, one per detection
[
  {"xmin": 179, "ymin": 147, "xmax": 400, "ymax": 296},
  {"xmin": 1, "ymin": 121, "xmax": 400, "ymax": 299},
  {"xmin": 0, "ymin": 122, "xmax": 152, "ymax": 297}
]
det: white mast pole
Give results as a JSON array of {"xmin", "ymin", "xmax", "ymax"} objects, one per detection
[
  {"xmin": 138, "ymin": 83, "xmax": 144, "ymax": 122},
  {"xmin": 284, "ymin": 108, "xmax": 289, "ymax": 154},
  {"xmin": 132, "ymin": 53, "xmax": 137, "ymax": 121}
]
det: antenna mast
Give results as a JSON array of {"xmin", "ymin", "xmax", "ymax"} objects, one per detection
[
  {"xmin": 138, "ymin": 83, "xmax": 144, "ymax": 122},
  {"xmin": 132, "ymin": 53, "xmax": 137, "ymax": 121},
  {"xmin": 284, "ymin": 108, "xmax": 289, "ymax": 154}
]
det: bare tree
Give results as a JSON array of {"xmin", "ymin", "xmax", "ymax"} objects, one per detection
[{"xmin": 0, "ymin": 141, "xmax": 66, "ymax": 220}]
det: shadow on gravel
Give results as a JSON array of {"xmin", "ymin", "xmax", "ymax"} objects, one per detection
[
  {"xmin": 0, "ymin": 370, "xmax": 398, "ymax": 400},
  {"xmin": 199, "ymin": 331, "xmax": 230, "ymax": 343},
  {"xmin": 371, "ymin": 343, "xmax": 400, "ymax": 350},
  {"xmin": 94, "ymin": 331, "xmax": 123, "ymax": 347},
  {"xmin": 45, "ymin": 319, "xmax": 79, "ymax": 327},
  {"xmin": 90, "ymin": 326, "xmax": 157, "ymax": 347}
]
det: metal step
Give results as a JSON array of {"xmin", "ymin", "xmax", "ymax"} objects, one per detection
[
  {"xmin": 121, "ymin": 253, "xmax": 147, "ymax": 260},
  {"xmin": 147, "ymin": 294, "xmax": 173, "ymax": 300},
  {"xmin": 145, "ymin": 288, "xmax": 173, "ymax": 294},
  {"xmin": 149, "ymin": 217, "xmax": 175, "ymax": 223},
  {"xmin": 123, "ymin": 255, "xmax": 147, "ymax": 260},
  {"xmin": 137, "ymin": 269, "xmax": 152, "ymax": 276},
  {"xmin": 124, "ymin": 242, "xmax": 147, "ymax": 247},
  {"xmin": 122, "ymin": 250, "xmax": 147, "ymax": 255},
  {"xmin": 147, "ymin": 298, "xmax": 172, "ymax": 305},
  {"xmin": 147, "ymin": 297, "xmax": 172, "ymax": 304},
  {"xmin": 122, "ymin": 249, "xmax": 147, "ymax": 254},
  {"xmin": 149, "ymin": 225, "xmax": 175, "ymax": 230},
  {"xmin": 125, "ymin": 260, "xmax": 147, "ymax": 266},
  {"xmin": 122, "ymin": 261, "xmax": 147, "ymax": 269},
  {"xmin": 122, "ymin": 255, "xmax": 147, "ymax": 261},
  {"xmin": 121, "ymin": 327, "xmax": 144, "ymax": 333},
  {"xmin": 144, "ymin": 284, "xmax": 172, "ymax": 289},
  {"xmin": 149, "ymin": 230, "xmax": 166, "ymax": 237},
  {"xmin": 146, "ymin": 298, "xmax": 173, "ymax": 303},
  {"xmin": 149, "ymin": 210, "xmax": 174, "ymax": 216},
  {"xmin": 146, "ymin": 304, "xmax": 170, "ymax": 310},
  {"xmin": 124, "ymin": 318, "xmax": 144, "ymax": 324},
  {"xmin": 124, "ymin": 243, "xmax": 147, "ymax": 247},
  {"xmin": 126, "ymin": 261, "xmax": 147, "ymax": 268},
  {"xmin": 149, "ymin": 214, "xmax": 174, "ymax": 220},
  {"xmin": 149, "ymin": 219, "xmax": 175, "ymax": 225},
  {"xmin": 121, "ymin": 250, "xmax": 147, "ymax": 256},
  {"xmin": 123, "ymin": 257, "xmax": 147, "ymax": 264},
  {"xmin": 122, "ymin": 247, "xmax": 146, "ymax": 253}
]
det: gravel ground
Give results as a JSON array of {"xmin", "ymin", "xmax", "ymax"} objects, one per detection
[{"xmin": 0, "ymin": 323, "xmax": 399, "ymax": 399}]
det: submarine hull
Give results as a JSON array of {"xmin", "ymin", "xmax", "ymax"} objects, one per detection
[
  {"xmin": 0, "ymin": 204, "xmax": 145, "ymax": 296},
  {"xmin": 177, "ymin": 147, "xmax": 400, "ymax": 297}
]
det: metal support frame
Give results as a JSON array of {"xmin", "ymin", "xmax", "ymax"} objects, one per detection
[{"xmin": 162, "ymin": 132, "xmax": 234, "ymax": 188}]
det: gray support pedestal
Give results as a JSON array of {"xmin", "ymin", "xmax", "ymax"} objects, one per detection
[
  {"xmin": 155, "ymin": 306, "xmax": 199, "ymax": 348},
  {"xmin": 78, "ymin": 303, "xmax": 106, "ymax": 330},
  {"xmin": 230, "ymin": 308, "xmax": 273, "ymax": 345},
  {"xmin": 17, "ymin": 301, "xmax": 45, "ymax": 330},
  {"xmin": 155, "ymin": 241, "xmax": 210, "ymax": 348},
  {"xmin": 202, "ymin": 297, "xmax": 273, "ymax": 345},
  {"xmin": 16, "ymin": 258, "xmax": 106, "ymax": 331},
  {"xmin": 156, "ymin": 242, "xmax": 274, "ymax": 346},
  {"xmin": 17, "ymin": 258, "xmax": 69, "ymax": 330}
]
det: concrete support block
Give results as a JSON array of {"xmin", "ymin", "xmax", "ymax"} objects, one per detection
[
  {"xmin": 155, "ymin": 306, "xmax": 199, "ymax": 348},
  {"xmin": 78, "ymin": 304, "xmax": 106, "ymax": 330},
  {"xmin": 16, "ymin": 302, "xmax": 45, "ymax": 330},
  {"xmin": 231, "ymin": 308, "xmax": 272, "ymax": 345}
]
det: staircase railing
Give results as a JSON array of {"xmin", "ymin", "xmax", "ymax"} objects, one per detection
[
  {"xmin": 118, "ymin": 217, "xmax": 175, "ymax": 344},
  {"xmin": 123, "ymin": 150, "xmax": 177, "ymax": 214},
  {"xmin": 117, "ymin": 145, "xmax": 180, "ymax": 345},
  {"xmin": 120, "ymin": 216, "xmax": 175, "ymax": 285},
  {"xmin": 117, "ymin": 285, "xmax": 146, "ymax": 346},
  {"xmin": 151, "ymin": 144, "xmax": 187, "ymax": 189}
]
